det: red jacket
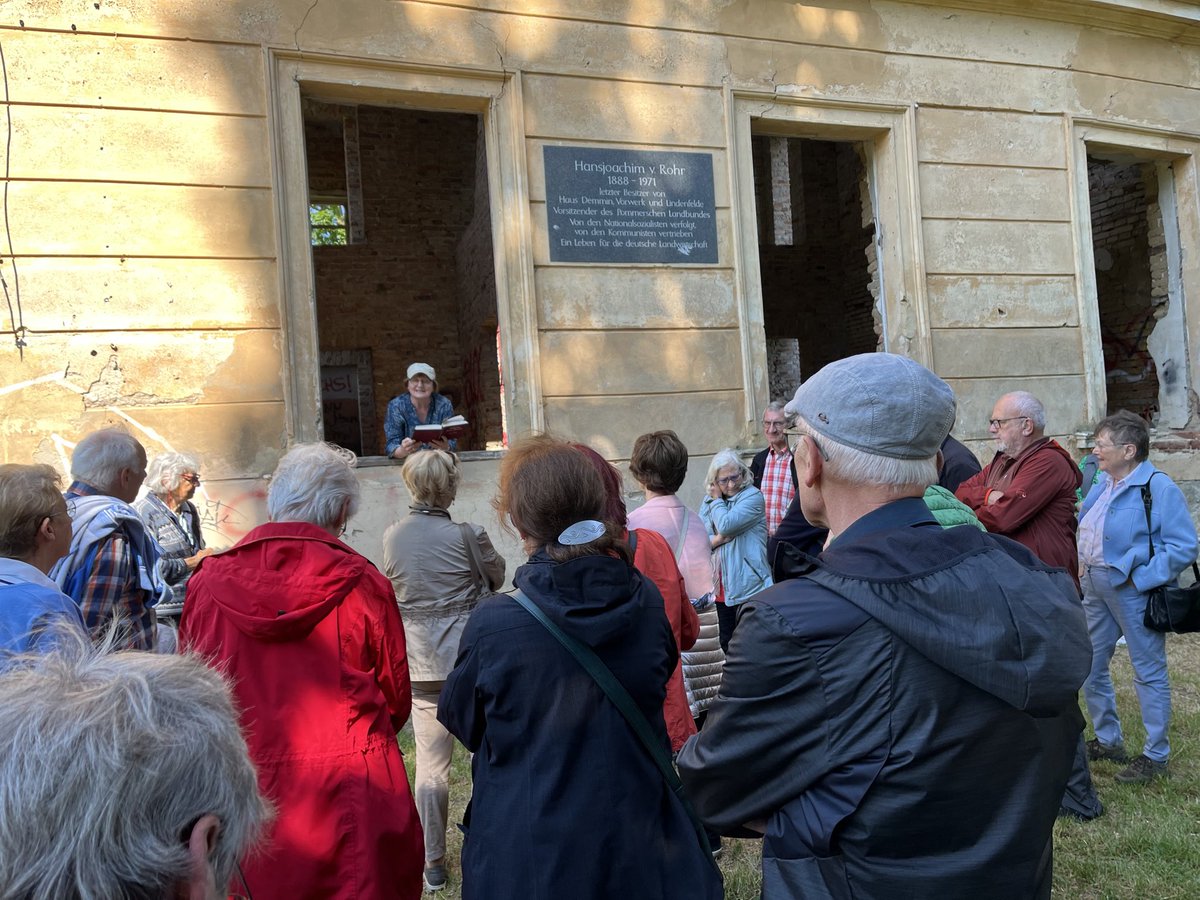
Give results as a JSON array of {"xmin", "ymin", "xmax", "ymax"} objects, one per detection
[
  {"xmin": 630, "ymin": 528, "xmax": 700, "ymax": 751},
  {"xmin": 180, "ymin": 522, "xmax": 422, "ymax": 900},
  {"xmin": 955, "ymin": 438, "xmax": 1083, "ymax": 585}
]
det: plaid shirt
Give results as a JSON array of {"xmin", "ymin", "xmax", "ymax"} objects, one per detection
[
  {"xmin": 65, "ymin": 482, "xmax": 157, "ymax": 651},
  {"xmin": 760, "ymin": 447, "xmax": 795, "ymax": 536}
]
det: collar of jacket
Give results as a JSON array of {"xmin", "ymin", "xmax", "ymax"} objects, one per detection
[{"xmin": 409, "ymin": 505, "xmax": 450, "ymax": 518}]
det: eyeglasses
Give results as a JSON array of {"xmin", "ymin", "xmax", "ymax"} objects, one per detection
[
  {"xmin": 783, "ymin": 427, "xmax": 830, "ymax": 461},
  {"xmin": 181, "ymin": 473, "xmax": 201, "ymax": 485},
  {"xmin": 762, "ymin": 420, "xmax": 786, "ymax": 431},
  {"xmin": 988, "ymin": 416, "xmax": 1028, "ymax": 429},
  {"xmin": 716, "ymin": 475, "xmax": 742, "ymax": 486}
]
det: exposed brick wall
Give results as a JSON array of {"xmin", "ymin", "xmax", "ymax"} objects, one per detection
[
  {"xmin": 1087, "ymin": 157, "xmax": 1166, "ymax": 421},
  {"xmin": 753, "ymin": 136, "xmax": 879, "ymax": 394},
  {"xmin": 304, "ymin": 102, "xmax": 502, "ymax": 453}
]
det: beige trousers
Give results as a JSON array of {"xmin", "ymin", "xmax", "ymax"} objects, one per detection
[{"xmin": 410, "ymin": 680, "xmax": 456, "ymax": 864}]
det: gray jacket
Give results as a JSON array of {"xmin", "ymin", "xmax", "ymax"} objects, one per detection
[{"xmin": 382, "ymin": 507, "xmax": 505, "ymax": 682}]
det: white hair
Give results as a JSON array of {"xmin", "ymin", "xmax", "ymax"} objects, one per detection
[
  {"xmin": 705, "ymin": 448, "xmax": 752, "ymax": 491},
  {"xmin": 0, "ymin": 635, "xmax": 269, "ymax": 899},
  {"xmin": 1004, "ymin": 391, "xmax": 1047, "ymax": 431},
  {"xmin": 795, "ymin": 416, "xmax": 937, "ymax": 497},
  {"xmin": 71, "ymin": 427, "xmax": 144, "ymax": 493},
  {"xmin": 146, "ymin": 451, "xmax": 201, "ymax": 496},
  {"xmin": 267, "ymin": 442, "xmax": 360, "ymax": 529}
]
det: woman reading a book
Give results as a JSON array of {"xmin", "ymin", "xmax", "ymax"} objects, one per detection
[{"xmin": 386, "ymin": 362, "xmax": 462, "ymax": 459}]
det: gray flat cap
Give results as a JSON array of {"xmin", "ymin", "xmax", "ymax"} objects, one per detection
[{"xmin": 784, "ymin": 352, "xmax": 955, "ymax": 459}]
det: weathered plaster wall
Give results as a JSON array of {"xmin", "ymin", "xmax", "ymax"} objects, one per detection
[{"xmin": 3, "ymin": 0, "xmax": 1200, "ymax": 569}]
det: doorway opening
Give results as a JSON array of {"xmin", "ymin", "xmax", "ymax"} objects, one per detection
[
  {"xmin": 750, "ymin": 134, "xmax": 881, "ymax": 402},
  {"xmin": 303, "ymin": 99, "xmax": 505, "ymax": 455}
]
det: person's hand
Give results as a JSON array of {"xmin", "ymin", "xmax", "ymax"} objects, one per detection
[
  {"xmin": 392, "ymin": 438, "xmax": 417, "ymax": 459},
  {"xmin": 185, "ymin": 548, "xmax": 215, "ymax": 571},
  {"xmin": 707, "ymin": 482, "xmax": 722, "ymax": 499},
  {"xmin": 429, "ymin": 436, "xmax": 450, "ymax": 452},
  {"xmin": 986, "ymin": 489, "xmax": 1005, "ymax": 506},
  {"xmin": 710, "ymin": 533, "xmax": 730, "ymax": 549}
]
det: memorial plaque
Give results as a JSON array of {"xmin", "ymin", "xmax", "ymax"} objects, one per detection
[{"xmin": 544, "ymin": 146, "xmax": 718, "ymax": 264}]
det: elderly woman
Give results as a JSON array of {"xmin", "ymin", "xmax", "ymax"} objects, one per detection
[
  {"xmin": 134, "ymin": 452, "xmax": 212, "ymax": 618},
  {"xmin": 386, "ymin": 362, "xmax": 457, "ymax": 459},
  {"xmin": 700, "ymin": 448, "xmax": 772, "ymax": 652},
  {"xmin": 180, "ymin": 443, "xmax": 423, "ymax": 900},
  {"xmin": 627, "ymin": 431, "xmax": 724, "ymax": 725},
  {"xmin": 382, "ymin": 449, "xmax": 504, "ymax": 893},
  {"xmin": 438, "ymin": 435, "xmax": 722, "ymax": 900},
  {"xmin": 1078, "ymin": 410, "xmax": 1198, "ymax": 785}
]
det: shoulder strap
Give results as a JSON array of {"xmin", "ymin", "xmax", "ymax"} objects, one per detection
[
  {"xmin": 459, "ymin": 523, "xmax": 488, "ymax": 591},
  {"xmin": 509, "ymin": 588, "xmax": 714, "ymax": 861},
  {"xmin": 628, "ymin": 529, "xmax": 638, "ymax": 556},
  {"xmin": 1141, "ymin": 473, "xmax": 1157, "ymax": 560},
  {"xmin": 672, "ymin": 508, "xmax": 691, "ymax": 561}
]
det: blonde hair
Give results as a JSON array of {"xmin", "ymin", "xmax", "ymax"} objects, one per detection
[
  {"xmin": 402, "ymin": 450, "xmax": 460, "ymax": 509},
  {"xmin": 0, "ymin": 464, "xmax": 63, "ymax": 560}
]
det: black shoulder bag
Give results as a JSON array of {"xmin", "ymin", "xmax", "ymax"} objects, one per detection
[
  {"xmin": 1140, "ymin": 474, "xmax": 1200, "ymax": 633},
  {"xmin": 508, "ymin": 588, "xmax": 716, "ymax": 865}
]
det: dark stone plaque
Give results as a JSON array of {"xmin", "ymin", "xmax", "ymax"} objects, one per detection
[{"xmin": 544, "ymin": 146, "xmax": 717, "ymax": 264}]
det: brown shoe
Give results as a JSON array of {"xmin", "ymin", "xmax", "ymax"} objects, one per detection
[
  {"xmin": 1114, "ymin": 754, "xmax": 1168, "ymax": 784},
  {"xmin": 1086, "ymin": 738, "xmax": 1129, "ymax": 764}
]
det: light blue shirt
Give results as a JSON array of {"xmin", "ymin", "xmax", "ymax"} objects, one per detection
[{"xmin": 0, "ymin": 558, "xmax": 87, "ymax": 661}]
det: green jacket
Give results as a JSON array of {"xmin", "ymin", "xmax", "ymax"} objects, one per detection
[{"xmin": 923, "ymin": 484, "xmax": 986, "ymax": 531}]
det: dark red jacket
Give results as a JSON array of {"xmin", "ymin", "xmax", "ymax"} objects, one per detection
[
  {"xmin": 630, "ymin": 528, "xmax": 700, "ymax": 751},
  {"xmin": 180, "ymin": 522, "xmax": 422, "ymax": 900},
  {"xmin": 956, "ymin": 438, "xmax": 1083, "ymax": 585}
]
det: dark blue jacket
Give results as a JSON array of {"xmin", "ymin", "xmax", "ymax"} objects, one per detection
[
  {"xmin": 438, "ymin": 551, "xmax": 722, "ymax": 900},
  {"xmin": 677, "ymin": 498, "xmax": 1089, "ymax": 900}
]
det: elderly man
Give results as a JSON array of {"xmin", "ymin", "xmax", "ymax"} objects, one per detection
[
  {"xmin": 0, "ymin": 464, "xmax": 87, "ymax": 657},
  {"xmin": 677, "ymin": 353, "xmax": 1089, "ymax": 900},
  {"xmin": 50, "ymin": 427, "xmax": 165, "ymax": 650},
  {"xmin": 750, "ymin": 400, "xmax": 795, "ymax": 537},
  {"xmin": 0, "ymin": 640, "xmax": 269, "ymax": 898},
  {"xmin": 955, "ymin": 391, "xmax": 1082, "ymax": 581}
]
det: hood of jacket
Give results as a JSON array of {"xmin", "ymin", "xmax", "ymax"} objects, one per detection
[
  {"xmin": 193, "ymin": 522, "xmax": 370, "ymax": 643},
  {"xmin": 512, "ymin": 550, "xmax": 654, "ymax": 648},
  {"xmin": 775, "ymin": 521, "xmax": 1090, "ymax": 715}
]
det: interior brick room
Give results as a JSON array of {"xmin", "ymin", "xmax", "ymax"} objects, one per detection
[{"xmin": 304, "ymin": 100, "xmax": 503, "ymax": 454}]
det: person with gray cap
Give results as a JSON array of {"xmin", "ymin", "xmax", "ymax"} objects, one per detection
[
  {"xmin": 385, "ymin": 362, "xmax": 459, "ymax": 459},
  {"xmin": 676, "ymin": 352, "xmax": 1090, "ymax": 900}
]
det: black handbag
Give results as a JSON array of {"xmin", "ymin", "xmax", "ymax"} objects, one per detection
[{"xmin": 1140, "ymin": 476, "xmax": 1200, "ymax": 633}]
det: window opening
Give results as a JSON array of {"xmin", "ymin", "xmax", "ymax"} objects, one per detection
[
  {"xmin": 309, "ymin": 199, "xmax": 348, "ymax": 246},
  {"xmin": 302, "ymin": 100, "xmax": 505, "ymax": 455},
  {"xmin": 1085, "ymin": 153, "xmax": 1183, "ymax": 423},
  {"xmin": 750, "ymin": 135, "xmax": 880, "ymax": 402}
]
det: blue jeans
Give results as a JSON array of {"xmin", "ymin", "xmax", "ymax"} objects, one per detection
[{"xmin": 1081, "ymin": 564, "xmax": 1171, "ymax": 762}]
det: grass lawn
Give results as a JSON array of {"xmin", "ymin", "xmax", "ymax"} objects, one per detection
[{"xmin": 400, "ymin": 633, "xmax": 1200, "ymax": 898}]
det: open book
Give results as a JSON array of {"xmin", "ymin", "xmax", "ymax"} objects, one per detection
[{"xmin": 412, "ymin": 415, "xmax": 469, "ymax": 443}]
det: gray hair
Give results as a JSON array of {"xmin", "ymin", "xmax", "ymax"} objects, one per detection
[
  {"xmin": 0, "ymin": 636, "xmax": 269, "ymax": 899},
  {"xmin": 267, "ymin": 442, "xmax": 360, "ymax": 530},
  {"xmin": 795, "ymin": 416, "xmax": 937, "ymax": 497},
  {"xmin": 705, "ymin": 448, "xmax": 752, "ymax": 492},
  {"xmin": 764, "ymin": 399, "xmax": 792, "ymax": 420},
  {"xmin": 146, "ymin": 451, "xmax": 201, "ymax": 497},
  {"xmin": 1004, "ymin": 391, "xmax": 1046, "ymax": 431},
  {"xmin": 71, "ymin": 427, "xmax": 144, "ymax": 493}
]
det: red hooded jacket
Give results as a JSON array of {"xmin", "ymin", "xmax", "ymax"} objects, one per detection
[{"xmin": 180, "ymin": 522, "xmax": 422, "ymax": 900}]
